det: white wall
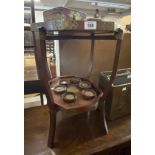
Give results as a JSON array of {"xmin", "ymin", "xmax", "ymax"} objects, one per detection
[
  {"xmin": 119, "ymin": 15, "xmax": 131, "ymax": 31},
  {"xmin": 24, "ymin": 10, "xmax": 44, "ymax": 22},
  {"xmin": 35, "ymin": 10, "xmax": 44, "ymax": 22}
]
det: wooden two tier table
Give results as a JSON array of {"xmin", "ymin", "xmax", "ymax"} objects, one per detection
[{"xmin": 31, "ymin": 21, "xmax": 123, "ymax": 148}]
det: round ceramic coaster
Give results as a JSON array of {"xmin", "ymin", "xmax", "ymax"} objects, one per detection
[
  {"xmin": 54, "ymin": 85, "xmax": 66, "ymax": 94},
  {"xmin": 63, "ymin": 92, "xmax": 77, "ymax": 103},
  {"xmin": 81, "ymin": 89, "xmax": 96, "ymax": 99},
  {"xmin": 79, "ymin": 81, "xmax": 92, "ymax": 89},
  {"xmin": 67, "ymin": 85, "xmax": 79, "ymax": 94}
]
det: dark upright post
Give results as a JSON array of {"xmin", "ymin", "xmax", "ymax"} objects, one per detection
[
  {"xmin": 86, "ymin": 33, "xmax": 95, "ymax": 79},
  {"xmin": 48, "ymin": 108, "xmax": 57, "ymax": 148},
  {"xmin": 33, "ymin": 28, "xmax": 57, "ymax": 148},
  {"xmin": 30, "ymin": 0, "xmax": 35, "ymax": 23},
  {"xmin": 109, "ymin": 29, "xmax": 123, "ymax": 85},
  {"xmin": 99, "ymin": 29, "xmax": 123, "ymax": 134}
]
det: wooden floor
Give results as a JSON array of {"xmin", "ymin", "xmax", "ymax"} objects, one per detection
[{"xmin": 24, "ymin": 105, "xmax": 130, "ymax": 155}]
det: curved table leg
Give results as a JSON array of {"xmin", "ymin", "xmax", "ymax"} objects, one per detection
[
  {"xmin": 48, "ymin": 109, "xmax": 57, "ymax": 148},
  {"xmin": 98, "ymin": 99, "xmax": 109, "ymax": 134},
  {"xmin": 40, "ymin": 93, "xmax": 44, "ymax": 106}
]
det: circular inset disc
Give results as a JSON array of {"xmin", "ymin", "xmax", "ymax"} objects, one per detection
[
  {"xmin": 54, "ymin": 85, "xmax": 66, "ymax": 94},
  {"xmin": 82, "ymin": 89, "xmax": 96, "ymax": 99},
  {"xmin": 67, "ymin": 85, "xmax": 79, "ymax": 94},
  {"xmin": 63, "ymin": 92, "xmax": 76, "ymax": 103},
  {"xmin": 79, "ymin": 81, "xmax": 92, "ymax": 89}
]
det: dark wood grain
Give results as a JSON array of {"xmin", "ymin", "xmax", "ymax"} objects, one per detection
[{"xmin": 24, "ymin": 106, "xmax": 131, "ymax": 155}]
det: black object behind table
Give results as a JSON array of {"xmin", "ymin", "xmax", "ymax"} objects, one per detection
[{"xmin": 24, "ymin": 80, "xmax": 44, "ymax": 106}]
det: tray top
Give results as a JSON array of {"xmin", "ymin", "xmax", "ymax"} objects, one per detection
[{"xmin": 49, "ymin": 76, "xmax": 103, "ymax": 110}]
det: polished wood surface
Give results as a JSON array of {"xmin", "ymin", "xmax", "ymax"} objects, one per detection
[{"xmin": 24, "ymin": 106, "xmax": 130, "ymax": 155}]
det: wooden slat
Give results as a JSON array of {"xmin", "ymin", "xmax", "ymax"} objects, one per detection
[{"xmin": 46, "ymin": 35, "xmax": 116, "ymax": 40}]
